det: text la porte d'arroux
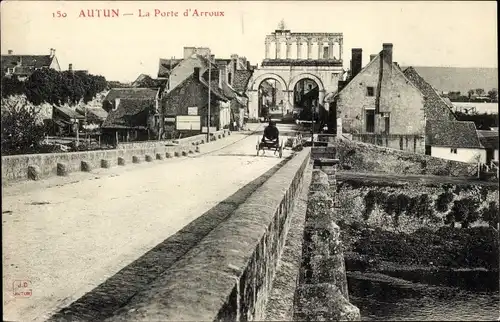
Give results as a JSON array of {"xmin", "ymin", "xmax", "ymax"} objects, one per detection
[{"xmin": 77, "ymin": 9, "xmax": 225, "ymax": 18}]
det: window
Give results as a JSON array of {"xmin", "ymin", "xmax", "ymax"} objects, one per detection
[
  {"xmin": 450, "ymin": 148, "xmax": 457, "ymax": 154},
  {"xmin": 323, "ymin": 46, "xmax": 329, "ymax": 59},
  {"xmin": 384, "ymin": 115, "xmax": 390, "ymax": 134},
  {"xmin": 367, "ymin": 87, "xmax": 375, "ymax": 97},
  {"xmin": 365, "ymin": 110, "xmax": 375, "ymax": 133},
  {"xmin": 7, "ymin": 67, "xmax": 14, "ymax": 74}
]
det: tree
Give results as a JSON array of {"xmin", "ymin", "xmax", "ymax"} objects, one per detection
[
  {"xmin": 487, "ymin": 88, "xmax": 498, "ymax": 102},
  {"xmin": 1, "ymin": 76, "xmax": 25, "ymax": 98},
  {"xmin": 24, "ymin": 69, "xmax": 108, "ymax": 106},
  {"xmin": 467, "ymin": 89, "xmax": 474, "ymax": 99},
  {"xmin": 1, "ymin": 95, "xmax": 47, "ymax": 155},
  {"xmin": 475, "ymin": 88, "xmax": 485, "ymax": 96}
]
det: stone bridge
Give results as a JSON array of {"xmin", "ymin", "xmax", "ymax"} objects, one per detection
[{"xmin": 2, "ymin": 124, "xmax": 359, "ymax": 322}]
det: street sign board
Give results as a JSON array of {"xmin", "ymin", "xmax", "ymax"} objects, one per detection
[{"xmin": 176, "ymin": 115, "xmax": 201, "ymax": 130}]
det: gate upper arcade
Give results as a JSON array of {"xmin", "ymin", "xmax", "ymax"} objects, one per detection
[{"xmin": 246, "ymin": 29, "xmax": 345, "ymax": 120}]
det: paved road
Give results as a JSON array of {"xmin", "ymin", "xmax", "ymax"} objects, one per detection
[{"xmin": 2, "ymin": 124, "xmax": 297, "ymax": 322}]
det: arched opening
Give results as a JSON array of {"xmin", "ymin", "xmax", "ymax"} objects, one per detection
[
  {"xmin": 258, "ymin": 78, "xmax": 285, "ymax": 120},
  {"xmin": 293, "ymin": 78, "xmax": 320, "ymax": 122}
]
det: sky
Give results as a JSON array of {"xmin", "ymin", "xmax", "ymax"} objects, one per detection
[{"xmin": 1, "ymin": 1, "xmax": 497, "ymax": 82}]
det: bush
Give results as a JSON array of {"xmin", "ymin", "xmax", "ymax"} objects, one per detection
[
  {"xmin": 1, "ymin": 96, "xmax": 47, "ymax": 155},
  {"xmin": 447, "ymin": 198, "xmax": 481, "ymax": 228},
  {"xmin": 435, "ymin": 191, "xmax": 455, "ymax": 213},
  {"xmin": 481, "ymin": 201, "xmax": 499, "ymax": 228}
]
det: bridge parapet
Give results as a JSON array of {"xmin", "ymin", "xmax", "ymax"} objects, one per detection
[
  {"xmin": 293, "ymin": 169, "xmax": 360, "ymax": 321},
  {"xmin": 93, "ymin": 148, "xmax": 311, "ymax": 321}
]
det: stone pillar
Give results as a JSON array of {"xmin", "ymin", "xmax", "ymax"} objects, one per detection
[
  {"xmin": 329, "ymin": 41, "xmax": 334, "ymax": 59},
  {"xmin": 276, "ymin": 38, "xmax": 282, "ymax": 59},
  {"xmin": 286, "ymin": 40, "xmax": 292, "ymax": 59},
  {"xmin": 318, "ymin": 42, "xmax": 323, "ymax": 59},
  {"xmin": 339, "ymin": 37, "xmax": 343, "ymax": 61},
  {"xmin": 247, "ymin": 90, "xmax": 259, "ymax": 120},
  {"xmin": 297, "ymin": 41, "xmax": 301, "ymax": 59},
  {"xmin": 265, "ymin": 41, "xmax": 270, "ymax": 59},
  {"xmin": 307, "ymin": 39, "xmax": 312, "ymax": 59}
]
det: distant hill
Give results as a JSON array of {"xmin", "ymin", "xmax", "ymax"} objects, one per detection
[{"xmin": 400, "ymin": 66, "xmax": 498, "ymax": 94}]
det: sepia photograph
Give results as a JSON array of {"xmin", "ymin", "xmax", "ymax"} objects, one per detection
[{"xmin": 1, "ymin": 1, "xmax": 498, "ymax": 321}]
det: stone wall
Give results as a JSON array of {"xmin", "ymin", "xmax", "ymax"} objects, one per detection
[
  {"xmin": 351, "ymin": 133, "xmax": 425, "ymax": 154},
  {"xmin": 96, "ymin": 149, "xmax": 312, "ymax": 321},
  {"xmin": 314, "ymin": 137, "xmax": 478, "ymax": 177},
  {"xmin": 116, "ymin": 130, "xmax": 230, "ymax": 149},
  {"xmin": 293, "ymin": 169, "xmax": 360, "ymax": 320},
  {"xmin": 2, "ymin": 130, "xmax": 231, "ymax": 183},
  {"xmin": 2, "ymin": 145, "xmax": 194, "ymax": 183}
]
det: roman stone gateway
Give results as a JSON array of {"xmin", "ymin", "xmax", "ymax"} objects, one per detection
[{"xmin": 246, "ymin": 27, "xmax": 345, "ymax": 120}]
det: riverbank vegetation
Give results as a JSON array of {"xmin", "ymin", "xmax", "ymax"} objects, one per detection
[{"xmin": 336, "ymin": 178, "xmax": 499, "ymax": 270}]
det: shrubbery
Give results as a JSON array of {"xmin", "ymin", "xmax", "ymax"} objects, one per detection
[
  {"xmin": 1, "ymin": 96, "xmax": 47, "ymax": 155},
  {"xmin": 445, "ymin": 198, "xmax": 481, "ymax": 228},
  {"xmin": 2, "ymin": 69, "xmax": 107, "ymax": 106}
]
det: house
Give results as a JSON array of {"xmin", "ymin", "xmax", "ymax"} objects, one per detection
[
  {"xmin": 402, "ymin": 67, "xmax": 456, "ymax": 121},
  {"xmin": 131, "ymin": 74, "xmax": 167, "ymax": 89},
  {"xmin": 477, "ymin": 130, "xmax": 499, "ymax": 163},
  {"xmin": 163, "ymin": 51, "xmax": 218, "ymax": 93},
  {"xmin": 332, "ymin": 44, "xmax": 426, "ymax": 136},
  {"xmin": 50, "ymin": 105, "xmax": 85, "ymax": 136},
  {"xmin": 101, "ymin": 88, "xmax": 161, "ymax": 142},
  {"xmin": 102, "ymin": 88, "xmax": 160, "ymax": 112},
  {"xmin": 1, "ymin": 48, "xmax": 61, "ymax": 80},
  {"xmin": 75, "ymin": 107, "xmax": 108, "ymax": 125},
  {"xmin": 101, "ymin": 98, "xmax": 158, "ymax": 143},
  {"xmin": 161, "ymin": 66, "xmax": 230, "ymax": 139},
  {"xmin": 426, "ymin": 120, "xmax": 486, "ymax": 163}
]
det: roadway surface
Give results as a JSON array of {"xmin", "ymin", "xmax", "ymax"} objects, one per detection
[{"xmin": 2, "ymin": 123, "xmax": 297, "ymax": 322}]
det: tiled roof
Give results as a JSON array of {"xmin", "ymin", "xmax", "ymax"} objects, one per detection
[
  {"xmin": 403, "ymin": 67, "xmax": 456, "ymax": 121},
  {"xmin": 131, "ymin": 74, "xmax": 167, "ymax": 88},
  {"xmin": 199, "ymin": 78, "xmax": 228, "ymax": 102},
  {"xmin": 102, "ymin": 99, "xmax": 154, "ymax": 129},
  {"xmin": 158, "ymin": 58, "xmax": 182, "ymax": 77},
  {"xmin": 426, "ymin": 120, "xmax": 482, "ymax": 148},
  {"xmin": 104, "ymin": 88, "xmax": 158, "ymax": 102},
  {"xmin": 1, "ymin": 55, "xmax": 54, "ymax": 75},
  {"xmin": 54, "ymin": 105, "xmax": 85, "ymax": 119},
  {"xmin": 232, "ymin": 70, "xmax": 253, "ymax": 92},
  {"xmin": 75, "ymin": 107, "xmax": 108, "ymax": 121},
  {"xmin": 477, "ymin": 130, "xmax": 499, "ymax": 149}
]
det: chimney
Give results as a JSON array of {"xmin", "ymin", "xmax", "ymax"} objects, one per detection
[
  {"xmin": 69, "ymin": 63, "xmax": 73, "ymax": 72},
  {"xmin": 193, "ymin": 67, "xmax": 200, "ymax": 79},
  {"xmin": 8, "ymin": 49, "xmax": 13, "ymax": 55},
  {"xmin": 351, "ymin": 48, "xmax": 362, "ymax": 79},
  {"xmin": 50, "ymin": 48, "xmax": 55, "ymax": 58},
  {"xmin": 114, "ymin": 98, "xmax": 120, "ymax": 109},
  {"xmin": 210, "ymin": 54, "xmax": 215, "ymax": 62},
  {"xmin": 382, "ymin": 43, "xmax": 393, "ymax": 66},
  {"xmin": 370, "ymin": 54, "xmax": 377, "ymax": 61}
]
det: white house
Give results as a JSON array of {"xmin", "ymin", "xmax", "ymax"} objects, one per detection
[
  {"xmin": 426, "ymin": 120, "xmax": 486, "ymax": 163},
  {"xmin": 477, "ymin": 130, "xmax": 499, "ymax": 164}
]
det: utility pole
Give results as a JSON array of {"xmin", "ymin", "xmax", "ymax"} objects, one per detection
[{"xmin": 207, "ymin": 51, "xmax": 212, "ymax": 143}]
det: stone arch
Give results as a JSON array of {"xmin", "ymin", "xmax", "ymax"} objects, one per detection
[
  {"xmin": 287, "ymin": 73, "xmax": 325, "ymax": 92},
  {"xmin": 249, "ymin": 72, "xmax": 288, "ymax": 92}
]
